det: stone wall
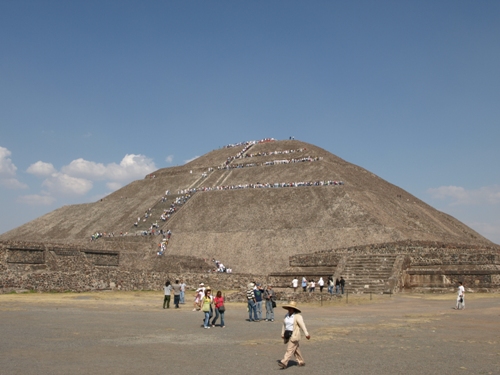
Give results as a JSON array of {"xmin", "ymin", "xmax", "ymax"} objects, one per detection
[
  {"xmin": 287, "ymin": 241, "xmax": 500, "ymax": 292},
  {"xmin": 0, "ymin": 241, "xmax": 263, "ymax": 294},
  {"xmin": 2, "ymin": 240, "xmax": 499, "ymax": 294}
]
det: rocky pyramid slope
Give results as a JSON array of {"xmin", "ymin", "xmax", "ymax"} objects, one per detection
[{"xmin": 0, "ymin": 139, "xmax": 494, "ymax": 274}]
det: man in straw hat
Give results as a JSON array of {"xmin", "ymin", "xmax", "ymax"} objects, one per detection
[{"xmin": 278, "ymin": 301, "xmax": 310, "ymax": 369}]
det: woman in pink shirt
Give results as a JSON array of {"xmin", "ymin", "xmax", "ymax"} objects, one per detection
[{"xmin": 212, "ymin": 290, "xmax": 226, "ymax": 328}]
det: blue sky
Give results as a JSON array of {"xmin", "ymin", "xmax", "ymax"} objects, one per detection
[{"xmin": 1, "ymin": 1, "xmax": 499, "ymax": 244}]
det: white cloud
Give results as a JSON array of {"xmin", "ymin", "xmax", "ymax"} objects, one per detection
[
  {"xmin": 61, "ymin": 158, "xmax": 107, "ymax": 179},
  {"xmin": 42, "ymin": 173, "xmax": 93, "ymax": 196},
  {"xmin": 27, "ymin": 161, "xmax": 57, "ymax": 177},
  {"xmin": 16, "ymin": 153, "xmax": 157, "ymax": 206},
  {"xmin": 427, "ymin": 185, "xmax": 500, "ymax": 206},
  {"xmin": 184, "ymin": 155, "xmax": 200, "ymax": 164},
  {"xmin": 105, "ymin": 154, "xmax": 156, "ymax": 181},
  {"xmin": 17, "ymin": 194, "xmax": 56, "ymax": 206},
  {"xmin": 165, "ymin": 155, "xmax": 174, "ymax": 164},
  {"xmin": 0, "ymin": 177, "xmax": 28, "ymax": 189},
  {"xmin": 0, "ymin": 146, "xmax": 28, "ymax": 189},
  {"xmin": 61, "ymin": 154, "xmax": 156, "ymax": 182}
]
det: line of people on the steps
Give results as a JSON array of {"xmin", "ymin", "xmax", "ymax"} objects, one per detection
[
  {"xmin": 221, "ymin": 142, "xmax": 255, "ymax": 168},
  {"xmin": 291, "ymin": 276, "xmax": 345, "ymax": 295},
  {"xmin": 156, "ymin": 230, "xmax": 172, "ymax": 256},
  {"xmin": 221, "ymin": 138, "xmax": 276, "ymax": 149},
  {"xmin": 217, "ymin": 155, "xmax": 323, "ymax": 170},
  {"xmin": 180, "ymin": 180, "xmax": 344, "ymax": 193},
  {"xmin": 243, "ymin": 148, "xmax": 306, "ymax": 158}
]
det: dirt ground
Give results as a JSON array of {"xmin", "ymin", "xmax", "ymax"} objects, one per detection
[{"xmin": 0, "ymin": 291, "xmax": 499, "ymax": 375}]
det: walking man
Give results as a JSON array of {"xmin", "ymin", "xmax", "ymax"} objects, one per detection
[{"xmin": 278, "ymin": 301, "xmax": 310, "ymax": 369}]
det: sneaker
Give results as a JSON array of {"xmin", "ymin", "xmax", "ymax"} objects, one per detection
[
  {"xmin": 278, "ymin": 361, "xmax": 286, "ymax": 369},
  {"xmin": 271, "ymin": 319, "xmax": 274, "ymax": 322},
  {"xmin": 298, "ymin": 363, "xmax": 306, "ymax": 367},
  {"xmin": 265, "ymin": 319, "xmax": 268, "ymax": 321}
]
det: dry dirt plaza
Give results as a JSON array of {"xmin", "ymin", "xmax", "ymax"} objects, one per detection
[{"xmin": 0, "ymin": 291, "xmax": 499, "ymax": 375}]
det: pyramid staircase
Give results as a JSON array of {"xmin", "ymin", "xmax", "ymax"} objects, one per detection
[{"xmin": 342, "ymin": 255, "xmax": 398, "ymax": 294}]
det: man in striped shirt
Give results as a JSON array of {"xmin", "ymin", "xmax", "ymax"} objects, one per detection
[{"xmin": 247, "ymin": 283, "xmax": 258, "ymax": 322}]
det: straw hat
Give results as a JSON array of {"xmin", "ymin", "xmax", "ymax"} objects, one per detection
[
  {"xmin": 247, "ymin": 283, "xmax": 255, "ymax": 289},
  {"xmin": 199, "ymin": 283, "xmax": 204, "ymax": 286},
  {"xmin": 282, "ymin": 301, "xmax": 301, "ymax": 313}
]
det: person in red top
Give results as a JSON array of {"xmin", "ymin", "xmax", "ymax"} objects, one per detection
[{"xmin": 212, "ymin": 291, "xmax": 226, "ymax": 328}]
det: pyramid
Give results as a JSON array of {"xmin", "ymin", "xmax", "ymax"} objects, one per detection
[{"xmin": 1, "ymin": 139, "xmax": 494, "ymax": 277}]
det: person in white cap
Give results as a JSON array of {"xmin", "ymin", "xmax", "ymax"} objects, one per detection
[
  {"xmin": 278, "ymin": 301, "xmax": 310, "ymax": 369},
  {"xmin": 193, "ymin": 283, "xmax": 205, "ymax": 311}
]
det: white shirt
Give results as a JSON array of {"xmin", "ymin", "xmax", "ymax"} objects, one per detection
[
  {"xmin": 292, "ymin": 279, "xmax": 298, "ymax": 287},
  {"xmin": 458, "ymin": 285, "xmax": 465, "ymax": 297},
  {"xmin": 284, "ymin": 313, "xmax": 295, "ymax": 331}
]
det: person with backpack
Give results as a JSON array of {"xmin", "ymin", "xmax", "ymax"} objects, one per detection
[{"xmin": 212, "ymin": 290, "xmax": 226, "ymax": 327}]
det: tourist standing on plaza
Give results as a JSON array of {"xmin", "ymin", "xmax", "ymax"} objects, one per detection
[
  {"xmin": 247, "ymin": 283, "xmax": 258, "ymax": 321},
  {"xmin": 335, "ymin": 278, "xmax": 341, "ymax": 295},
  {"xmin": 328, "ymin": 276, "xmax": 334, "ymax": 295},
  {"xmin": 455, "ymin": 281, "xmax": 465, "ymax": 310},
  {"xmin": 212, "ymin": 290, "xmax": 226, "ymax": 328},
  {"xmin": 163, "ymin": 280, "xmax": 172, "ymax": 309},
  {"xmin": 308, "ymin": 279, "xmax": 315, "ymax": 293},
  {"xmin": 172, "ymin": 279, "xmax": 181, "ymax": 308},
  {"xmin": 301, "ymin": 277, "xmax": 307, "ymax": 292},
  {"xmin": 292, "ymin": 277, "xmax": 298, "ymax": 292},
  {"xmin": 318, "ymin": 277, "xmax": 324, "ymax": 293},
  {"xmin": 340, "ymin": 276, "xmax": 345, "ymax": 294},
  {"xmin": 180, "ymin": 279, "xmax": 186, "ymax": 304},
  {"xmin": 201, "ymin": 289, "xmax": 213, "ymax": 329},
  {"xmin": 278, "ymin": 301, "xmax": 310, "ymax": 369},
  {"xmin": 193, "ymin": 283, "xmax": 205, "ymax": 311},
  {"xmin": 264, "ymin": 284, "xmax": 276, "ymax": 322},
  {"xmin": 255, "ymin": 283, "xmax": 264, "ymax": 321}
]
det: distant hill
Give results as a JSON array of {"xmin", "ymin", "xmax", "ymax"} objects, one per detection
[{"xmin": 1, "ymin": 139, "xmax": 494, "ymax": 274}]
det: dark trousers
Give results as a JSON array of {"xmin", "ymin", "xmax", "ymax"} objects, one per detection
[
  {"xmin": 174, "ymin": 295, "xmax": 180, "ymax": 308},
  {"xmin": 163, "ymin": 295, "xmax": 170, "ymax": 309}
]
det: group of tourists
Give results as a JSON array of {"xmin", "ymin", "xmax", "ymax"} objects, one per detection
[
  {"xmin": 243, "ymin": 148, "xmax": 307, "ymax": 158},
  {"xmin": 161, "ymin": 278, "xmax": 312, "ymax": 369},
  {"xmin": 246, "ymin": 282, "xmax": 277, "ymax": 322},
  {"xmin": 217, "ymin": 155, "xmax": 323, "ymax": 170},
  {"xmin": 162, "ymin": 279, "xmax": 186, "ymax": 309},
  {"xmin": 190, "ymin": 283, "xmax": 226, "ymax": 328},
  {"xmin": 291, "ymin": 276, "xmax": 345, "ymax": 295},
  {"xmin": 178, "ymin": 179, "xmax": 344, "ymax": 195},
  {"xmin": 221, "ymin": 138, "xmax": 276, "ymax": 149},
  {"xmin": 211, "ymin": 259, "xmax": 232, "ymax": 273}
]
